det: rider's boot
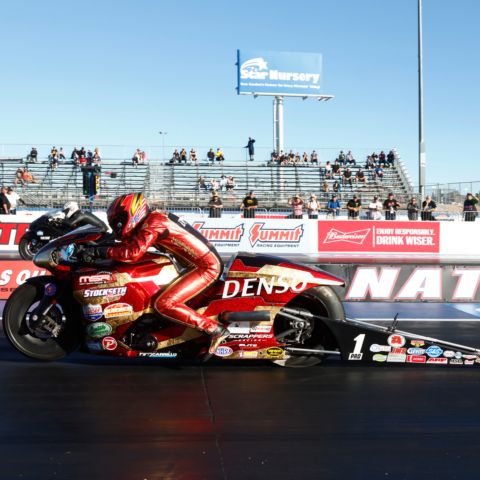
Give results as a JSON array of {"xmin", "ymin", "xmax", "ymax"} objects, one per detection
[{"xmin": 208, "ymin": 325, "xmax": 230, "ymax": 355}]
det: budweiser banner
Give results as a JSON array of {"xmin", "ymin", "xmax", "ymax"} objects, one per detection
[{"xmin": 317, "ymin": 221, "xmax": 440, "ymax": 254}]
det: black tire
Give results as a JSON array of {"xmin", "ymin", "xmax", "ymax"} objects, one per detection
[
  {"xmin": 18, "ymin": 236, "xmax": 40, "ymax": 261},
  {"xmin": 273, "ymin": 286, "xmax": 345, "ymax": 368},
  {"xmin": 2, "ymin": 279, "xmax": 81, "ymax": 361}
]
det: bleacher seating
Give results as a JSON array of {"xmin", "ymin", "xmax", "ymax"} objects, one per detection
[{"xmin": 0, "ymin": 153, "xmax": 414, "ymax": 209}]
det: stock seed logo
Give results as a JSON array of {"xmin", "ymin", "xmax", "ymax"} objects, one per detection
[
  {"xmin": 323, "ymin": 228, "xmax": 371, "ymax": 245},
  {"xmin": 249, "ymin": 223, "xmax": 304, "ymax": 247},
  {"xmin": 192, "ymin": 222, "xmax": 244, "ymax": 243}
]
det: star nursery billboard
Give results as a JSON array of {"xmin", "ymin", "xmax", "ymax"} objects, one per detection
[{"xmin": 237, "ymin": 50, "xmax": 323, "ymax": 96}]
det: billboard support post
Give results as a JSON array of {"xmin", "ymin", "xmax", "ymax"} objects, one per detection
[{"xmin": 273, "ymin": 96, "xmax": 284, "ymax": 153}]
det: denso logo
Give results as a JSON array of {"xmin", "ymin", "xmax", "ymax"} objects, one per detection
[
  {"xmin": 323, "ymin": 228, "xmax": 371, "ymax": 245},
  {"xmin": 79, "ymin": 273, "xmax": 113, "ymax": 285},
  {"xmin": 222, "ymin": 277, "xmax": 306, "ymax": 299},
  {"xmin": 249, "ymin": 223, "xmax": 303, "ymax": 247},
  {"xmin": 192, "ymin": 223, "xmax": 244, "ymax": 242}
]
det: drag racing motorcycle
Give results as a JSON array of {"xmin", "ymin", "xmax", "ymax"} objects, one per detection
[
  {"xmin": 18, "ymin": 209, "xmax": 108, "ymax": 260},
  {"xmin": 5, "ymin": 226, "xmax": 480, "ymax": 367}
]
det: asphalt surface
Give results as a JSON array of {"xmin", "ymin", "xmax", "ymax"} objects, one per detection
[{"xmin": 1, "ymin": 320, "xmax": 480, "ymax": 480}]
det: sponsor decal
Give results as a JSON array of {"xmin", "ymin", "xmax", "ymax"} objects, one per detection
[
  {"xmin": 228, "ymin": 333, "xmax": 272, "ymax": 340},
  {"xmin": 391, "ymin": 347, "xmax": 407, "ymax": 354},
  {"xmin": 0, "ymin": 222, "xmax": 30, "ymax": 246},
  {"xmin": 250, "ymin": 324, "xmax": 272, "ymax": 333},
  {"xmin": 387, "ymin": 334, "xmax": 406, "ymax": 347},
  {"xmin": 449, "ymin": 358, "xmax": 463, "ymax": 365},
  {"xmin": 454, "ymin": 351, "xmax": 463, "ymax": 359},
  {"xmin": 82, "ymin": 304, "xmax": 103, "ymax": 322},
  {"xmin": 85, "ymin": 340, "xmax": 103, "ymax": 352},
  {"xmin": 323, "ymin": 228, "xmax": 371, "ymax": 245},
  {"xmin": 215, "ymin": 346, "xmax": 233, "ymax": 357},
  {"xmin": 83, "ymin": 287, "xmax": 127, "ymax": 299},
  {"xmin": 443, "ymin": 350, "xmax": 455, "ymax": 358},
  {"xmin": 240, "ymin": 351, "xmax": 259, "ymax": 359},
  {"xmin": 407, "ymin": 348, "xmax": 425, "ymax": 355},
  {"xmin": 86, "ymin": 322, "xmax": 112, "ymax": 339},
  {"xmin": 138, "ymin": 352, "xmax": 177, "ymax": 358},
  {"xmin": 101, "ymin": 336, "xmax": 117, "ymax": 351},
  {"xmin": 370, "ymin": 344, "xmax": 391, "ymax": 353},
  {"xmin": 411, "ymin": 339, "xmax": 426, "ymax": 347},
  {"xmin": 78, "ymin": 272, "xmax": 113, "ymax": 285},
  {"xmin": 406, "ymin": 355, "xmax": 427, "ymax": 363},
  {"xmin": 266, "ymin": 347, "xmax": 284, "ymax": 358},
  {"xmin": 249, "ymin": 223, "xmax": 304, "ymax": 247},
  {"xmin": 103, "ymin": 303, "xmax": 133, "ymax": 319},
  {"xmin": 387, "ymin": 353, "xmax": 406, "ymax": 363},
  {"xmin": 462, "ymin": 354, "xmax": 477, "ymax": 360},
  {"xmin": 464, "ymin": 360, "xmax": 475, "ymax": 365},
  {"xmin": 0, "ymin": 262, "xmax": 49, "ymax": 300},
  {"xmin": 192, "ymin": 222, "xmax": 244, "ymax": 243},
  {"xmin": 222, "ymin": 277, "xmax": 306, "ymax": 299},
  {"xmin": 427, "ymin": 357, "xmax": 448, "ymax": 364},
  {"xmin": 348, "ymin": 353, "xmax": 363, "ymax": 361},
  {"xmin": 426, "ymin": 345, "xmax": 443, "ymax": 358},
  {"xmin": 372, "ymin": 354, "xmax": 387, "ymax": 362}
]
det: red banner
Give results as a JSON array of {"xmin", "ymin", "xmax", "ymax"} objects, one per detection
[
  {"xmin": 317, "ymin": 221, "xmax": 440, "ymax": 253},
  {"xmin": 0, "ymin": 222, "xmax": 30, "ymax": 247},
  {"xmin": 0, "ymin": 261, "xmax": 49, "ymax": 299}
]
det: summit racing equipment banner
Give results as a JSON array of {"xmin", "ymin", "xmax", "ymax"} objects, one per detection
[
  {"xmin": 237, "ymin": 50, "xmax": 322, "ymax": 96},
  {"xmin": 317, "ymin": 221, "xmax": 440, "ymax": 254},
  {"xmin": 191, "ymin": 219, "xmax": 315, "ymax": 253}
]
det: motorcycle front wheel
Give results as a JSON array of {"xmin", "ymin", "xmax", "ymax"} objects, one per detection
[
  {"xmin": 3, "ymin": 279, "xmax": 81, "ymax": 361},
  {"xmin": 18, "ymin": 236, "xmax": 42, "ymax": 261}
]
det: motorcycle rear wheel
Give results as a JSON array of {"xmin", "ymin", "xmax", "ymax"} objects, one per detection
[
  {"xmin": 274, "ymin": 286, "xmax": 345, "ymax": 368},
  {"xmin": 3, "ymin": 280, "xmax": 81, "ymax": 361}
]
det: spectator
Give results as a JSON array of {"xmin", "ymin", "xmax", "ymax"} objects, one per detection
[
  {"xmin": 78, "ymin": 147, "xmax": 86, "ymax": 158},
  {"xmin": 387, "ymin": 150, "xmax": 395, "ymax": 167},
  {"xmin": 346, "ymin": 150, "xmax": 356, "ymax": 166},
  {"xmin": 347, "ymin": 195, "xmax": 362, "ymax": 220},
  {"xmin": 49, "ymin": 154, "xmax": 58, "ymax": 170},
  {"xmin": 208, "ymin": 191, "xmax": 223, "ymax": 218},
  {"xmin": 241, "ymin": 191, "xmax": 258, "ymax": 218},
  {"xmin": 302, "ymin": 152, "xmax": 309, "ymax": 164},
  {"xmin": 70, "ymin": 147, "xmax": 79, "ymax": 162},
  {"xmin": 332, "ymin": 163, "xmax": 341, "ymax": 176},
  {"xmin": 207, "ymin": 148, "xmax": 215, "ymax": 165},
  {"xmin": 322, "ymin": 180, "xmax": 329, "ymax": 193},
  {"xmin": 189, "ymin": 148, "xmax": 198, "ymax": 165},
  {"xmin": 294, "ymin": 152, "xmax": 301, "ymax": 164},
  {"xmin": 226, "ymin": 176, "xmax": 236, "ymax": 191},
  {"xmin": 355, "ymin": 168, "xmax": 367, "ymax": 186},
  {"xmin": 210, "ymin": 178, "xmax": 219, "ymax": 191},
  {"xmin": 289, "ymin": 194, "xmax": 304, "ymax": 219},
  {"xmin": 215, "ymin": 148, "xmax": 225, "ymax": 163},
  {"xmin": 22, "ymin": 168, "xmax": 37, "ymax": 184},
  {"xmin": 365, "ymin": 155, "xmax": 375, "ymax": 170},
  {"xmin": 421, "ymin": 196, "xmax": 437, "ymax": 221},
  {"xmin": 338, "ymin": 150, "xmax": 346, "ymax": 165},
  {"xmin": 407, "ymin": 197, "xmax": 419, "ymax": 221},
  {"xmin": 374, "ymin": 165, "xmax": 384, "ymax": 182},
  {"xmin": 463, "ymin": 193, "xmax": 478, "ymax": 222},
  {"xmin": 342, "ymin": 168, "xmax": 353, "ymax": 188},
  {"xmin": 324, "ymin": 161, "xmax": 332, "ymax": 179},
  {"xmin": 270, "ymin": 151, "xmax": 279, "ymax": 164},
  {"xmin": 0, "ymin": 187, "xmax": 11, "ymax": 214},
  {"xmin": 132, "ymin": 148, "xmax": 142, "ymax": 167},
  {"xmin": 327, "ymin": 195, "xmax": 341, "ymax": 218},
  {"xmin": 86, "ymin": 150, "xmax": 93, "ymax": 164},
  {"xmin": 59, "ymin": 147, "xmax": 66, "ymax": 160},
  {"xmin": 197, "ymin": 176, "xmax": 207, "ymax": 191},
  {"xmin": 332, "ymin": 179, "xmax": 341, "ymax": 193},
  {"xmin": 49, "ymin": 146, "xmax": 58, "ymax": 162},
  {"xmin": 378, "ymin": 150, "xmax": 386, "ymax": 165},
  {"xmin": 311, "ymin": 150, "xmax": 318, "ymax": 165},
  {"xmin": 27, "ymin": 147, "xmax": 38, "ymax": 163},
  {"xmin": 14, "ymin": 167, "xmax": 25, "ymax": 186},
  {"xmin": 307, "ymin": 194, "xmax": 319, "ymax": 219},
  {"xmin": 288, "ymin": 150, "xmax": 295, "ymax": 163},
  {"xmin": 367, "ymin": 196, "xmax": 382, "ymax": 220},
  {"xmin": 383, "ymin": 192, "xmax": 400, "ymax": 220},
  {"xmin": 169, "ymin": 149, "xmax": 180, "ymax": 164},
  {"xmin": 180, "ymin": 148, "xmax": 188, "ymax": 163},
  {"xmin": 245, "ymin": 137, "xmax": 255, "ymax": 161},
  {"xmin": 219, "ymin": 175, "xmax": 227, "ymax": 191},
  {"xmin": 5, "ymin": 186, "xmax": 25, "ymax": 214},
  {"xmin": 93, "ymin": 147, "xmax": 101, "ymax": 164}
]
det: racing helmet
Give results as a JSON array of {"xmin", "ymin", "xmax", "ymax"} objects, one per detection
[
  {"xmin": 63, "ymin": 201, "xmax": 79, "ymax": 218},
  {"xmin": 107, "ymin": 193, "xmax": 149, "ymax": 238}
]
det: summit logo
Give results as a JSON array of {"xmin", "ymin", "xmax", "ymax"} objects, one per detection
[
  {"xmin": 323, "ymin": 228, "xmax": 371, "ymax": 245},
  {"xmin": 249, "ymin": 223, "xmax": 304, "ymax": 247},
  {"xmin": 192, "ymin": 223, "xmax": 244, "ymax": 242}
]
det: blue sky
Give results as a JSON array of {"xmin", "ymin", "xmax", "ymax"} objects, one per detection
[{"xmin": 0, "ymin": 0, "xmax": 479, "ymax": 185}]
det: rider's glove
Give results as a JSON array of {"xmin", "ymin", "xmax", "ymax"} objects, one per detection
[{"xmin": 76, "ymin": 246, "xmax": 108, "ymax": 263}]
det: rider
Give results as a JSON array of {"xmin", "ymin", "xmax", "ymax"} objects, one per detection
[
  {"xmin": 78, "ymin": 193, "xmax": 229, "ymax": 354},
  {"xmin": 62, "ymin": 201, "xmax": 108, "ymax": 232}
]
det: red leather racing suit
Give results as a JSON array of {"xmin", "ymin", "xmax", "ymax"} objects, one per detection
[{"xmin": 105, "ymin": 211, "xmax": 223, "ymax": 333}]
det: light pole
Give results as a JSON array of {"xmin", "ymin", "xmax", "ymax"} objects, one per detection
[
  {"xmin": 158, "ymin": 131, "xmax": 168, "ymax": 161},
  {"xmin": 418, "ymin": 0, "xmax": 426, "ymax": 199}
]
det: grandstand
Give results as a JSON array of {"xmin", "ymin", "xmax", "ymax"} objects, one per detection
[{"xmin": 0, "ymin": 151, "xmax": 414, "ymax": 210}]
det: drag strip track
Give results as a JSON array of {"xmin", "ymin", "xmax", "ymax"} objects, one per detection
[{"xmin": 1, "ymin": 322, "xmax": 480, "ymax": 480}]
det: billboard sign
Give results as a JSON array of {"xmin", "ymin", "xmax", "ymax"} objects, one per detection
[{"xmin": 237, "ymin": 50, "xmax": 322, "ymax": 96}]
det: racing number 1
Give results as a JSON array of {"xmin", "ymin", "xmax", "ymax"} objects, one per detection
[{"xmin": 348, "ymin": 334, "xmax": 365, "ymax": 360}]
